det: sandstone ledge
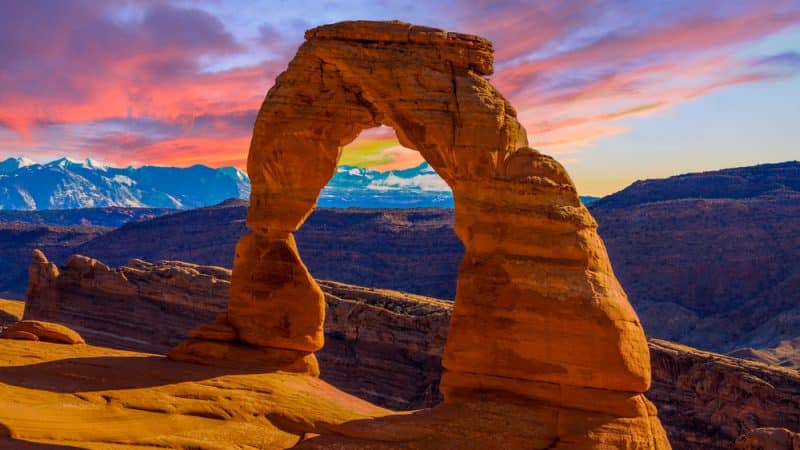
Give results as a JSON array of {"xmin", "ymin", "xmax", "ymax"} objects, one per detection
[
  {"xmin": 1, "ymin": 320, "xmax": 84, "ymax": 344},
  {"xmin": 0, "ymin": 339, "xmax": 668, "ymax": 449}
]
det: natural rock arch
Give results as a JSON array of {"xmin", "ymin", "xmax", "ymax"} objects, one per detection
[{"xmin": 172, "ymin": 21, "xmax": 667, "ymax": 446}]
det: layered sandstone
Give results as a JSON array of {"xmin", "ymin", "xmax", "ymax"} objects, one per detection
[
  {"xmin": 0, "ymin": 320, "xmax": 84, "ymax": 344},
  {"xmin": 20, "ymin": 253, "xmax": 800, "ymax": 447},
  {"xmin": 0, "ymin": 338, "xmax": 680, "ymax": 449},
  {"xmin": 163, "ymin": 20, "xmax": 666, "ymax": 447},
  {"xmin": 649, "ymin": 339, "xmax": 800, "ymax": 448},
  {"xmin": 24, "ymin": 251, "xmax": 229, "ymax": 353},
  {"xmin": 24, "ymin": 252, "xmax": 447, "ymax": 409}
]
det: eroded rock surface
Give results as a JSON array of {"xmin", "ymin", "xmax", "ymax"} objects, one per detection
[
  {"xmin": 24, "ymin": 251, "xmax": 229, "ymax": 353},
  {"xmin": 164, "ymin": 20, "xmax": 666, "ymax": 447},
  {"xmin": 20, "ymin": 253, "xmax": 800, "ymax": 447},
  {"xmin": 23, "ymin": 251, "xmax": 448, "ymax": 409},
  {"xmin": 649, "ymin": 340, "xmax": 800, "ymax": 449},
  {"xmin": 1, "ymin": 320, "xmax": 84, "ymax": 344}
]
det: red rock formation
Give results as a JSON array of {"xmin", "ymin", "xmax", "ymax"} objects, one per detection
[
  {"xmin": 1, "ymin": 329, "xmax": 38, "ymax": 341},
  {"xmin": 166, "ymin": 20, "xmax": 667, "ymax": 447},
  {"xmin": 21, "ymin": 253, "xmax": 800, "ymax": 447},
  {"xmin": 23, "ymin": 252, "xmax": 229, "ymax": 353},
  {"xmin": 1, "ymin": 320, "xmax": 84, "ymax": 344},
  {"xmin": 23, "ymin": 251, "xmax": 449, "ymax": 409},
  {"xmin": 649, "ymin": 340, "xmax": 800, "ymax": 449}
]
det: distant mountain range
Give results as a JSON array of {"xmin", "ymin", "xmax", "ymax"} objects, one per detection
[
  {"xmin": 0, "ymin": 206, "xmax": 175, "ymax": 228},
  {"xmin": 0, "ymin": 157, "xmax": 598, "ymax": 210},
  {"xmin": 0, "ymin": 157, "xmax": 250, "ymax": 210}
]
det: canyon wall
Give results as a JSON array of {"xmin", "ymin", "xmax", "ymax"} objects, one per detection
[{"xmin": 23, "ymin": 252, "xmax": 447, "ymax": 409}]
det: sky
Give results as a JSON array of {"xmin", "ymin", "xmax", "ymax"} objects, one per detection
[{"xmin": 0, "ymin": 0, "xmax": 798, "ymax": 195}]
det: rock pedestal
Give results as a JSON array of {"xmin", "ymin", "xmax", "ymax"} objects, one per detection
[{"xmin": 170, "ymin": 20, "xmax": 669, "ymax": 448}]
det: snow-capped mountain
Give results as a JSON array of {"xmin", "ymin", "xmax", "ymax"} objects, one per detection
[
  {"xmin": 0, "ymin": 157, "xmax": 250, "ymax": 210},
  {"xmin": 0, "ymin": 157, "xmax": 594, "ymax": 210},
  {"xmin": 319, "ymin": 162, "xmax": 454, "ymax": 208},
  {"xmin": 319, "ymin": 162, "xmax": 597, "ymax": 207},
  {"xmin": 0, "ymin": 156, "xmax": 35, "ymax": 174}
]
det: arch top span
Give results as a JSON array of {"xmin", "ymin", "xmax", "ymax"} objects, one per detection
[
  {"xmin": 170, "ymin": 22, "xmax": 669, "ymax": 446},
  {"xmin": 245, "ymin": 20, "xmax": 529, "ymax": 234}
]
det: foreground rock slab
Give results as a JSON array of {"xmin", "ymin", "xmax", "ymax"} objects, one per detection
[
  {"xmin": 0, "ymin": 340, "xmax": 660, "ymax": 449},
  {"xmin": 21, "ymin": 253, "xmax": 800, "ymax": 448},
  {"xmin": 1, "ymin": 320, "xmax": 84, "ymax": 344}
]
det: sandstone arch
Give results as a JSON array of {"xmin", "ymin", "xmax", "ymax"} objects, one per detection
[{"xmin": 171, "ymin": 20, "xmax": 668, "ymax": 446}]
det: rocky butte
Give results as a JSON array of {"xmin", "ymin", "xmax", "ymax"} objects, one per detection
[{"xmin": 167, "ymin": 19, "xmax": 668, "ymax": 447}]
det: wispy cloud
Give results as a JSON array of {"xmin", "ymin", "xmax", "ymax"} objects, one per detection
[
  {"xmin": 467, "ymin": 0, "xmax": 800, "ymax": 152},
  {"xmin": 0, "ymin": 0, "xmax": 798, "ymax": 171}
]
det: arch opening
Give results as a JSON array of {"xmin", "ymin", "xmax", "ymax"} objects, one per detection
[
  {"xmin": 318, "ymin": 125, "xmax": 453, "ymax": 208},
  {"xmin": 295, "ymin": 124, "xmax": 460, "ymax": 302}
]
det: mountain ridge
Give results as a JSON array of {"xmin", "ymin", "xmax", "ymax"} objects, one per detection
[
  {"xmin": 0, "ymin": 157, "xmax": 599, "ymax": 210},
  {"xmin": 0, "ymin": 157, "xmax": 250, "ymax": 210},
  {"xmin": 592, "ymin": 160, "xmax": 800, "ymax": 209}
]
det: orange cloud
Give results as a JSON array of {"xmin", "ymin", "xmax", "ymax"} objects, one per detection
[{"xmin": 0, "ymin": 0, "xmax": 798, "ymax": 173}]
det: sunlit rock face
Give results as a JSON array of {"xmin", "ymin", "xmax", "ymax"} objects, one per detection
[{"xmin": 171, "ymin": 20, "xmax": 669, "ymax": 448}]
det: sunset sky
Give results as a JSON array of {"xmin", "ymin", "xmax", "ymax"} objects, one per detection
[{"xmin": 1, "ymin": 0, "xmax": 799, "ymax": 195}]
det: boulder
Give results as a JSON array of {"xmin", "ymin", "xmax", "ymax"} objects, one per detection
[{"xmin": 1, "ymin": 320, "xmax": 84, "ymax": 344}]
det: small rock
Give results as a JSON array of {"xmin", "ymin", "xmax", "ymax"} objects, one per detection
[
  {"xmin": 2, "ymin": 320, "xmax": 84, "ymax": 344},
  {"xmin": 1, "ymin": 330, "xmax": 39, "ymax": 341}
]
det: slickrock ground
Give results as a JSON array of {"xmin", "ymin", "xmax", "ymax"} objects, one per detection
[
  {"xmin": 20, "ymin": 253, "xmax": 800, "ymax": 448},
  {"xmin": 0, "ymin": 338, "xmax": 665, "ymax": 449},
  {"xmin": 0, "ymin": 339, "xmax": 386, "ymax": 449}
]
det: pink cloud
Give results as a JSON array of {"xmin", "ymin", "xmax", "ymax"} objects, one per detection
[{"xmin": 0, "ymin": 0, "xmax": 798, "ymax": 172}]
